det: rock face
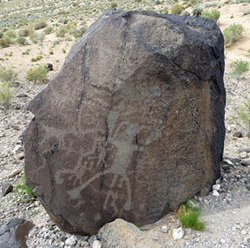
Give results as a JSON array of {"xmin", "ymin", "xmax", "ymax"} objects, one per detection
[{"xmin": 23, "ymin": 10, "xmax": 225, "ymax": 235}]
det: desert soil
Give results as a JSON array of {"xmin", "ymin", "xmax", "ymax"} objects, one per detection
[{"xmin": 0, "ymin": 1, "xmax": 250, "ymax": 248}]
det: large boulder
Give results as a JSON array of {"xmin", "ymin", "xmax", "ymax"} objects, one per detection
[{"xmin": 23, "ymin": 10, "xmax": 225, "ymax": 235}]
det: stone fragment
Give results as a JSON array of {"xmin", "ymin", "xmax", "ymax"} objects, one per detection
[
  {"xmin": 16, "ymin": 93, "xmax": 28, "ymax": 98},
  {"xmin": 212, "ymin": 184, "xmax": 221, "ymax": 191},
  {"xmin": 2, "ymin": 182, "xmax": 13, "ymax": 197},
  {"xmin": 65, "ymin": 236, "xmax": 77, "ymax": 246},
  {"xmin": 233, "ymin": 132, "xmax": 243, "ymax": 138},
  {"xmin": 23, "ymin": 10, "xmax": 225, "ymax": 234},
  {"xmin": 212, "ymin": 190, "xmax": 220, "ymax": 197},
  {"xmin": 241, "ymin": 159, "xmax": 250, "ymax": 167},
  {"xmin": 92, "ymin": 240, "xmax": 102, "ymax": 248},
  {"xmin": 98, "ymin": 218, "xmax": 156, "ymax": 248},
  {"xmin": 0, "ymin": 218, "xmax": 34, "ymax": 248},
  {"xmin": 240, "ymin": 152, "xmax": 248, "ymax": 159},
  {"xmin": 161, "ymin": 225, "xmax": 168, "ymax": 233},
  {"xmin": 9, "ymin": 169, "xmax": 22, "ymax": 178},
  {"xmin": 172, "ymin": 227, "xmax": 184, "ymax": 240},
  {"xmin": 46, "ymin": 63, "xmax": 53, "ymax": 71}
]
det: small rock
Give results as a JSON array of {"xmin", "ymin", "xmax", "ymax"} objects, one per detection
[
  {"xmin": 65, "ymin": 236, "xmax": 77, "ymax": 246},
  {"xmin": 233, "ymin": 131, "xmax": 243, "ymax": 138},
  {"xmin": 13, "ymin": 145, "xmax": 23, "ymax": 154},
  {"xmin": 220, "ymin": 238, "xmax": 226, "ymax": 243},
  {"xmin": 216, "ymin": 178, "xmax": 221, "ymax": 184},
  {"xmin": 16, "ymin": 93, "xmax": 28, "ymax": 98},
  {"xmin": 222, "ymin": 164, "xmax": 231, "ymax": 172},
  {"xmin": 241, "ymin": 159, "xmax": 250, "ymax": 167},
  {"xmin": 212, "ymin": 184, "xmax": 221, "ymax": 191},
  {"xmin": 223, "ymin": 159, "xmax": 234, "ymax": 166},
  {"xmin": 46, "ymin": 63, "xmax": 53, "ymax": 71},
  {"xmin": 240, "ymin": 152, "xmax": 248, "ymax": 159},
  {"xmin": 8, "ymin": 169, "xmax": 22, "ymax": 178},
  {"xmin": 92, "ymin": 240, "xmax": 102, "ymax": 248},
  {"xmin": 173, "ymin": 227, "xmax": 184, "ymax": 240},
  {"xmin": 161, "ymin": 225, "xmax": 168, "ymax": 233},
  {"xmin": 228, "ymin": 124, "xmax": 237, "ymax": 132},
  {"xmin": 212, "ymin": 190, "xmax": 219, "ymax": 197},
  {"xmin": 10, "ymin": 81, "xmax": 21, "ymax": 88},
  {"xmin": 241, "ymin": 229, "xmax": 247, "ymax": 235},
  {"xmin": 80, "ymin": 240, "xmax": 89, "ymax": 247},
  {"xmin": 2, "ymin": 182, "xmax": 13, "ymax": 196}
]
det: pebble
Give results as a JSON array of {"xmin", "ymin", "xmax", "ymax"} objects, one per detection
[
  {"xmin": 212, "ymin": 190, "xmax": 220, "ymax": 197},
  {"xmin": 92, "ymin": 240, "xmax": 102, "ymax": 248},
  {"xmin": 240, "ymin": 152, "xmax": 248, "ymax": 159},
  {"xmin": 173, "ymin": 227, "xmax": 184, "ymax": 240},
  {"xmin": 212, "ymin": 184, "xmax": 221, "ymax": 191},
  {"xmin": 161, "ymin": 225, "xmax": 168, "ymax": 233},
  {"xmin": 8, "ymin": 169, "xmax": 22, "ymax": 178},
  {"xmin": 65, "ymin": 236, "xmax": 78, "ymax": 246},
  {"xmin": 2, "ymin": 182, "xmax": 13, "ymax": 197}
]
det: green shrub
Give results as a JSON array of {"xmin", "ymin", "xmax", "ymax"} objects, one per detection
[
  {"xmin": 15, "ymin": 173, "xmax": 35, "ymax": 197},
  {"xmin": 244, "ymin": 7, "xmax": 250, "ymax": 15},
  {"xmin": 34, "ymin": 20, "xmax": 47, "ymax": 30},
  {"xmin": 4, "ymin": 29, "xmax": 16, "ymax": 38},
  {"xmin": 163, "ymin": 8, "xmax": 169, "ymax": 13},
  {"xmin": 26, "ymin": 65, "xmax": 48, "ymax": 83},
  {"xmin": 43, "ymin": 26, "xmax": 53, "ymax": 35},
  {"xmin": 233, "ymin": 97, "xmax": 250, "ymax": 135},
  {"xmin": 66, "ymin": 21, "xmax": 77, "ymax": 32},
  {"xmin": 247, "ymin": 49, "xmax": 250, "ymax": 57},
  {"xmin": 171, "ymin": 4, "xmax": 184, "ymax": 15},
  {"xmin": 18, "ymin": 27, "xmax": 34, "ymax": 37},
  {"xmin": 16, "ymin": 36, "xmax": 28, "ymax": 45},
  {"xmin": 22, "ymin": 49, "xmax": 30, "ymax": 55},
  {"xmin": 223, "ymin": 24, "xmax": 244, "ymax": 47},
  {"xmin": 0, "ymin": 81, "xmax": 17, "ymax": 109},
  {"xmin": 31, "ymin": 55, "xmax": 43, "ymax": 62},
  {"xmin": 110, "ymin": 2, "xmax": 118, "ymax": 10},
  {"xmin": 0, "ymin": 66, "xmax": 18, "ymax": 82},
  {"xmin": 190, "ymin": 0, "xmax": 199, "ymax": 5},
  {"xmin": 30, "ymin": 33, "xmax": 45, "ymax": 44},
  {"xmin": 183, "ymin": 10, "xmax": 191, "ymax": 16},
  {"xmin": 230, "ymin": 59, "xmax": 249, "ymax": 78},
  {"xmin": 178, "ymin": 201, "xmax": 206, "ymax": 230},
  {"xmin": 56, "ymin": 26, "xmax": 67, "ymax": 37},
  {"xmin": 71, "ymin": 26, "xmax": 86, "ymax": 38},
  {"xmin": 201, "ymin": 9, "xmax": 220, "ymax": 22},
  {"xmin": 192, "ymin": 6, "xmax": 203, "ymax": 17},
  {"xmin": 0, "ymin": 35, "xmax": 12, "ymax": 48}
]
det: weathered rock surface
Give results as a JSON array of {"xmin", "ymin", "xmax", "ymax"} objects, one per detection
[
  {"xmin": 98, "ymin": 218, "xmax": 156, "ymax": 248},
  {"xmin": 23, "ymin": 10, "xmax": 225, "ymax": 234},
  {"xmin": 0, "ymin": 218, "xmax": 34, "ymax": 248}
]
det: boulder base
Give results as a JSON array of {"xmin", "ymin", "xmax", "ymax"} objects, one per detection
[{"xmin": 23, "ymin": 10, "xmax": 225, "ymax": 234}]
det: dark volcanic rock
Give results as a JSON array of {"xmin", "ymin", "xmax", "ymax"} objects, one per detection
[
  {"xmin": 0, "ymin": 218, "xmax": 34, "ymax": 248},
  {"xmin": 2, "ymin": 182, "xmax": 13, "ymax": 197},
  {"xmin": 23, "ymin": 10, "xmax": 225, "ymax": 234}
]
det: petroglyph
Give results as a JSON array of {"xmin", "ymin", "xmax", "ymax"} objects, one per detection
[{"xmin": 24, "ymin": 10, "xmax": 225, "ymax": 235}]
